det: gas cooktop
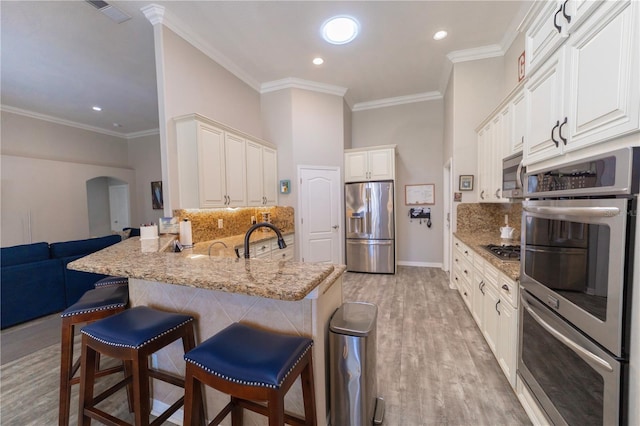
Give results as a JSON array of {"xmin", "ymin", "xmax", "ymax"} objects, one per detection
[{"xmin": 483, "ymin": 244, "xmax": 521, "ymax": 262}]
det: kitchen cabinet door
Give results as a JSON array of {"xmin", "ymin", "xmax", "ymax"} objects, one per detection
[
  {"xmin": 246, "ymin": 141, "xmax": 264, "ymax": 206},
  {"xmin": 524, "ymin": 50, "xmax": 565, "ymax": 165},
  {"xmin": 223, "ymin": 133, "xmax": 246, "ymax": 207},
  {"xmin": 510, "ymin": 89, "xmax": 526, "ymax": 154},
  {"xmin": 262, "ymin": 146, "xmax": 278, "ymax": 205},
  {"xmin": 477, "ymin": 123, "xmax": 492, "ymax": 202},
  {"xmin": 344, "ymin": 151, "xmax": 368, "ymax": 182},
  {"xmin": 563, "ymin": 0, "xmax": 639, "ymax": 152},
  {"xmin": 482, "ymin": 283, "xmax": 500, "ymax": 357},
  {"xmin": 198, "ymin": 123, "xmax": 227, "ymax": 208},
  {"xmin": 246, "ymin": 142, "xmax": 278, "ymax": 206},
  {"xmin": 497, "ymin": 300, "xmax": 518, "ymax": 389},
  {"xmin": 368, "ymin": 148, "xmax": 395, "ymax": 180},
  {"xmin": 525, "ymin": 0, "xmax": 566, "ymax": 73},
  {"xmin": 471, "ymin": 263, "xmax": 485, "ymax": 327}
]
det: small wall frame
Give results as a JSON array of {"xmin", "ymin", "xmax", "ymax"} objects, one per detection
[
  {"xmin": 279, "ymin": 179, "xmax": 291, "ymax": 194},
  {"xmin": 459, "ymin": 175, "xmax": 474, "ymax": 191},
  {"xmin": 405, "ymin": 184, "xmax": 435, "ymax": 205}
]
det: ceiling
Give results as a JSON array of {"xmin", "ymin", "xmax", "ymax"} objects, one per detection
[{"xmin": 1, "ymin": 1, "xmax": 532, "ymax": 138}]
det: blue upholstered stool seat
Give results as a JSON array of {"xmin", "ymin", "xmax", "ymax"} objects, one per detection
[
  {"xmin": 81, "ymin": 306, "xmax": 194, "ymax": 349},
  {"xmin": 61, "ymin": 284, "xmax": 128, "ymax": 318},
  {"xmin": 184, "ymin": 322, "xmax": 313, "ymax": 389},
  {"xmin": 93, "ymin": 275, "xmax": 128, "ymax": 288}
]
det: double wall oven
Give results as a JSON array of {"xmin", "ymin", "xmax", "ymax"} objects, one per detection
[{"xmin": 519, "ymin": 147, "xmax": 639, "ymax": 425}]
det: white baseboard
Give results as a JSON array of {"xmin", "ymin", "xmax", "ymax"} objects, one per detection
[{"xmin": 397, "ymin": 261, "xmax": 443, "ymax": 268}]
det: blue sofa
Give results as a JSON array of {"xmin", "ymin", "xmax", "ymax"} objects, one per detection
[{"xmin": 1, "ymin": 234, "xmax": 121, "ymax": 329}]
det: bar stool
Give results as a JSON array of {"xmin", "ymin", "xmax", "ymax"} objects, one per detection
[
  {"xmin": 93, "ymin": 276, "xmax": 129, "ymax": 288},
  {"xmin": 78, "ymin": 306, "xmax": 196, "ymax": 426},
  {"xmin": 59, "ymin": 280, "xmax": 129, "ymax": 426},
  {"xmin": 183, "ymin": 322, "xmax": 317, "ymax": 426}
]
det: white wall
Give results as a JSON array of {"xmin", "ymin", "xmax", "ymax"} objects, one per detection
[
  {"xmin": 502, "ymin": 31, "xmax": 526, "ymax": 98},
  {"xmin": 128, "ymin": 133, "xmax": 163, "ymax": 226},
  {"xmin": 352, "ymin": 100, "xmax": 444, "ymax": 266},
  {"xmin": 0, "ymin": 111, "xmax": 138, "ymax": 246},
  {"xmin": 156, "ymin": 26, "xmax": 262, "ymax": 213}
]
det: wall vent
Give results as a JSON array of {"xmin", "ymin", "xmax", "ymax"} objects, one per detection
[{"xmin": 85, "ymin": 0, "xmax": 131, "ymax": 24}]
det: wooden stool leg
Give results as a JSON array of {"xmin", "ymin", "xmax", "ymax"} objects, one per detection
[
  {"xmin": 183, "ymin": 364, "xmax": 200, "ymax": 426},
  {"xmin": 230, "ymin": 396, "xmax": 243, "ymax": 426},
  {"xmin": 78, "ymin": 338, "xmax": 98, "ymax": 426},
  {"xmin": 132, "ymin": 350, "xmax": 151, "ymax": 426},
  {"xmin": 58, "ymin": 318, "xmax": 74, "ymax": 426},
  {"xmin": 267, "ymin": 392, "xmax": 285, "ymax": 426},
  {"xmin": 300, "ymin": 355, "xmax": 317, "ymax": 426},
  {"xmin": 124, "ymin": 360, "xmax": 134, "ymax": 413}
]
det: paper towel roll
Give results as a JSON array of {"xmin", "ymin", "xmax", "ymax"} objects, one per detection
[{"xmin": 179, "ymin": 219, "xmax": 193, "ymax": 247}]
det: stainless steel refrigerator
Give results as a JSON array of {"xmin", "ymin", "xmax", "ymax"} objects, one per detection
[{"xmin": 345, "ymin": 181, "xmax": 395, "ymax": 274}]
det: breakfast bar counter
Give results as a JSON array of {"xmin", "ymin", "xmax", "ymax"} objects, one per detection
[{"xmin": 69, "ymin": 236, "xmax": 345, "ymax": 425}]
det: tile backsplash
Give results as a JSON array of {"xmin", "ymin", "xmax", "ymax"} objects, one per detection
[
  {"xmin": 172, "ymin": 206, "xmax": 294, "ymax": 243},
  {"xmin": 456, "ymin": 202, "xmax": 522, "ymax": 236}
]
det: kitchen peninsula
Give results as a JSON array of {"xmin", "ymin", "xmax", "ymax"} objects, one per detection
[{"xmin": 68, "ymin": 236, "xmax": 345, "ymax": 425}]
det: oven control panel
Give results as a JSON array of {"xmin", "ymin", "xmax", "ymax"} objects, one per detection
[{"xmin": 525, "ymin": 147, "xmax": 639, "ymax": 197}]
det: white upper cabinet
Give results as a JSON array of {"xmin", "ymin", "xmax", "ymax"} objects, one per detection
[
  {"xmin": 526, "ymin": 0, "xmax": 604, "ymax": 73},
  {"xmin": 477, "ymin": 105, "xmax": 510, "ymax": 203},
  {"xmin": 510, "ymin": 89, "xmax": 526, "ymax": 154},
  {"xmin": 175, "ymin": 114, "xmax": 277, "ymax": 209},
  {"xmin": 246, "ymin": 141, "xmax": 278, "ymax": 206},
  {"xmin": 344, "ymin": 146, "xmax": 396, "ymax": 182},
  {"xmin": 524, "ymin": 0, "xmax": 639, "ymax": 165}
]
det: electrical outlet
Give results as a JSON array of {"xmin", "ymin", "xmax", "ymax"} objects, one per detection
[
  {"xmin": 251, "ymin": 216, "xmax": 256, "ymax": 224},
  {"xmin": 218, "ymin": 218, "xmax": 223, "ymax": 229}
]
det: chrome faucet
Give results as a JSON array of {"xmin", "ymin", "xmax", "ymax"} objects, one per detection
[
  {"xmin": 208, "ymin": 241, "xmax": 228, "ymax": 256},
  {"xmin": 243, "ymin": 222, "xmax": 286, "ymax": 259}
]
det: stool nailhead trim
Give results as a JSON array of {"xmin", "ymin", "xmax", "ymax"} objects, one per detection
[
  {"xmin": 82, "ymin": 317, "xmax": 194, "ymax": 350},
  {"xmin": 61, "ymin": 302, "xmax": 127, "ymax": 318},
  {"xmin": 185, "ymin": 341, "xmax": 313, "ymax": 389},
  {"xmin": 94, "ymin": 278, "xmax": 128, "ymax": 287}
]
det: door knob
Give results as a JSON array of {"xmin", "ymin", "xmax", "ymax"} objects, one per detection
[{"xmin": 332, "ymin": 225, "xmax": 339, "ymax": 229}]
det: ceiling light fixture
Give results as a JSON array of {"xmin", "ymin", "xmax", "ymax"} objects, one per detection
[
  {"xmin": 313, "ymin": 57, "xmax": 324, "ymax": 65},
  {"xmin": 433, "ymin": 30, "xmax": 448, "ymax": 41},
  {"xmin": 321, "ymin": 16, "xmax": 359, "ymax": 45},
  {"xmin": 92, "ymin": 106, "xmax": 102, "ymax": 111}
]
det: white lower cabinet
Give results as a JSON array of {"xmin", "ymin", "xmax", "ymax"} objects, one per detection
[
  {"xmin": 238, "ymin": 234, "xmax": 294, "ymax": 261},
  {"xmin": 454, "ymin": 237, "xmax": 519, "ymax": 389}
]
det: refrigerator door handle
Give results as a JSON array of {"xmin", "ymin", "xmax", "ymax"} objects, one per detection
[
  {"xmin": 347, "ymin": 240, "xmax": 393, "ymax": 245},
  {"xmin": 365, "ymin": 186, "xmax": 372, "ymax": 235}
]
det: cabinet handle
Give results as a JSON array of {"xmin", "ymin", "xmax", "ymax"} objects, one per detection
[
  {"xmin": 501, "ymin": 284, "xmax": 510, "ymax": 293},
  {"xmin": 559, "ymin": 116, "xmax": 568, "ymax": 145},
  {"xmin": 551, "ymin": 120, "xmax": 560, "ymax": 147},
  {"xmin": 464, "ymin": 250, "xmax": 468, "ymax": 255},
  {"xmin": 480, "ymin": 190, "xmax": 485, "ymax": 200},
  {"xmin": 495, "ymin": 189, "xmax": 501, "ymax": 199},
  {"xmin": 464, "ymin": 291, "xmax": 468, "ymax": 297},
  {"xmin": 479, "ymin": 281, "xmax": 485, "ymax": 295},
  {"xmin": 455, "ymin": 276, "xmax": 459, "ymax": 281},
  {"xmin": 495, "ymin": 300, "xmax": 501, "ymax": 315},
  {"xmin": 562, "ymin": 0, "xmax": 572, "ymax": 23},
  {"xmin": 463, "ymin": 269, "xmax": 468, "ymax": 275},
  {"xmin": 553, "ymin": 4, "xmax": 563, "ymax": 33}
]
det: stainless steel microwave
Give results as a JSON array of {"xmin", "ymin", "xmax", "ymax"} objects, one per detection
[{"xmin": 502, "ymin": 151, "xmax": 525, "ymax": 199}]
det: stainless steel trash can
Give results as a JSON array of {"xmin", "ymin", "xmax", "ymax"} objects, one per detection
[{"xmin": 329, "ymin": 302, "xmax": 384, "ymax": 426}]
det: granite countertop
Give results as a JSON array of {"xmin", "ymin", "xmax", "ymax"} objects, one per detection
[
  {"xmin": 68, "ymin": 235, "xmax": 342, "ymax": 301},
  {"xmin": 453, "ymin": 231, "xmax": 521, "ymax": 282}
]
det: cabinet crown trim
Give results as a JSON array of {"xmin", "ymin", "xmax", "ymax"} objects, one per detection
[
  {"xmin": 173, "ymin": 113, "xmax": 276, "ymax": 149},
  {"xmin": 344, "ymin": 144, "xmax": 397, "ymax": 153}
]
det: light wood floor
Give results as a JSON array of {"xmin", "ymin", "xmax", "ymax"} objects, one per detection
[{"xmin": 0, "ymin": 266, "xmax": 530, "ymax": 425}]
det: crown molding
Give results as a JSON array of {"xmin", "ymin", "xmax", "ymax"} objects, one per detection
[
  {"xmin": 141, "ymin": 4, "xmax": 261, "ymax": 92},
  {"xmin": 447, "ymin": 44, "xmax": 504, "ymax": 64},
  {"xmin": 352, "ymin": 91, "xmax": 442, "ymax": 112},
  {"xmin": 1, "ymin": 105, "xmax": 158, "ymax": 140},
  {"xmin": 260, "ymin": 78, "xmax": 348, "ymax": 97}
]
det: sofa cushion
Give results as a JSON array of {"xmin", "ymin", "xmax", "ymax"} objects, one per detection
[
  {"xmin": 49, "ymin": 235, "xmax": 121, "ymax": 259},
  {"xmin": 60, "ymin": 254, "xmax": 110, "ymax": 307},
  {"xmin": 1, "ymin": 258, "xmax": 66, "ymax": 329},
  {"xmin": 0, "ymin": 242, "xmax": 50, "ymax": 267}
]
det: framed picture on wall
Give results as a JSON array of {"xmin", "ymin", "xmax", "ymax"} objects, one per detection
[
  {"xmin": 459, "ymin": 175, "xmax": 474, "ymax": 191},
  {"xmin": 151, "ymin": 181, "xmax": 163, "ymax": 209}
]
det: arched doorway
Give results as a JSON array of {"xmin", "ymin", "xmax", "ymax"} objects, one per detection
[{"xmin": 86, "ymin": 177, "xmax": 130, "ymax": 237}]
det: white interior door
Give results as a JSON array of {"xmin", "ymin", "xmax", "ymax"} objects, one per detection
[
  {"xmin": 299, "ymin": 166, "xmax": 341, "ymax": 264},
  {"xmin": 109, "ymin": 184, "xmax": 130, "ymax": 232}
]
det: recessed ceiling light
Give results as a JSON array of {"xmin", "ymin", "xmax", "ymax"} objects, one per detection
[
  {"xmin": 113, "ymin": 123, "xmax": 122, "ymax": 128},
  {"xmin": 433, "ymin": 30, "xmax": 448, "ymax": 41},
  {"xmin": 92, "ymin": 106, "xmax": 102, "ymax": 111},
  {"xmin": 321, "ymin": 16, "xmax": 359, "ymax": 45},
  {"xmin": 313, "ymin": 57, "xmax": 324, "ymax": 65}
]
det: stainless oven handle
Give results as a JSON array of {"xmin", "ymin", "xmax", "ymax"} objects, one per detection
[
  {"xmin": 522, "ymin": 296, "xmax": 614, "ymax": 373},
  {"xmin": 515, "ymin": 160, "xmax": 524, "ymax": 190},
  {"xmin": 523, "ymin": 205, "xmax": 620, "ymax": 218}
]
